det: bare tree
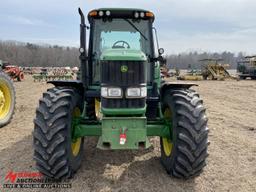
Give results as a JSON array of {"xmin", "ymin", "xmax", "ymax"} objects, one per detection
[{"xmin": 0, "ymin": 40, "xmax": 79, "ymax": 67}]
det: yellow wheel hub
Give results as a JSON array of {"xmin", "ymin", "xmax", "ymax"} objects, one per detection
[
  {"xmin": 95, "ymin": 98, "xmax": 101, "ymax": 119},
  {"xmin": 162, "ymin": 108, "xmax": 173, "ymax": 156},
  {"xmin": 71, "ymin": 107, "xmax": 82, "ymax": 156},
  {"xmin": 0, "ymin": 90, "xmax": 5, "ymax": 110},
  {"xmin": 163, "ymin": 138, "xmax": 173, "ymax": 156},
  {"xmin": 0, "ymin": 83, "xmax": 11, "ymax": 119},
  {"xmin": 71, "ymin": 138, "xmax": 81, "ymax": 157}
]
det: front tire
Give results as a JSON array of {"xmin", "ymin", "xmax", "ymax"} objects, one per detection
[
  {"xmin": 160, "ymin": 89, "xmax": 209, "ymax": 179},
  {"xmin": 33, "ymin": 87, "xmax": 84, "ymax": 179}
]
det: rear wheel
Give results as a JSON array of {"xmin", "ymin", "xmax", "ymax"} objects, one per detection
[
  {"xmin": 33, "ymin": 87, "xmax": 84, "ymax": 179},
  {"xmin": 160, "ymin": 89, "xmax": 209, "ymax": 178},
  {"xmin": 17, "ymin": 72, "xmax": 24, "ymax": 81},
  {"xmin": 0, "ymin": 72, "xmax": 15, "ymax": 128}
]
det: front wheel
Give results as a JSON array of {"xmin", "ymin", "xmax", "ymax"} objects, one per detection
[
  {"xmin": 33, "ymin": 87, "xmax": 84, "ymax": 179},
  {"xmin": 160, "ymin": 89, "xmax": 209, "ymax": 179},
  {"xmin": 0, "ymin": 72, "xmax": 16, "ymax": 128}
]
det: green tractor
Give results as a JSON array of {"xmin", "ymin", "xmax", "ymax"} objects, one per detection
[{"xmin": 33, "ymin": 8, "xmax": 209, "ymax": 179}]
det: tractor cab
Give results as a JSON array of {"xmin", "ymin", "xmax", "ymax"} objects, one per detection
[
  {"xmin": 87, "ymin": 9, "xmax": 157, "ymax": 85},
  {"xmin": 80, "ymin": 8, "xmax": 164, "ymax": 118}
]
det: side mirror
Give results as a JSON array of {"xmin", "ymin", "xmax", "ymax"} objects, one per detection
[{"xmin": 158, "ymin": 48, "xmax": 164, "ymax": 55}]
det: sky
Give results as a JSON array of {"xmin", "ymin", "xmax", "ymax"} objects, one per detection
[{"xmin": 0, "ymin": 0, "xmax": 255, "ymax": 54}]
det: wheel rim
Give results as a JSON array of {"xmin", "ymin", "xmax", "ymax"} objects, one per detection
[
  {"xmin": 162, "ymin": 108, "xmax": 173, "ymax": 156},
  {"xmin": 163, "ymin": 138, "xmax": 173, "ymax": 156},
  {"xmin": 71, "ymin": 107, "xmax": 81, "ymax": 156},
  {"xmin": 0, "ymin": 82, "xmax": 11, "ymax": 120},
  {"xmin": 71, "ymin": 138, "xmax": 81, "ymax": 157}
]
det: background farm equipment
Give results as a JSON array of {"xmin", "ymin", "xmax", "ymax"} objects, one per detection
[
  {"xmin": 237, "ymin": 56, "xmax": 256, "ymax": 80},
  {"xmin": 177, "ymin": 64, "xmax": 203, "ymax": 80},
  {"xmin": 200, "ymin": 59, "xmax": 234, "ymax": 80},
  {"xmin": 160, "ymin": 65, "xmax": 170, "ymax": 78},
  {"xmin": 160, "ymin": 66, "xmax": 180, "ymax": 79},
  {"xmin": 32, "ymin": 67, "xmax": 74, "ymax": 82},
  {"xmin": 0, "ymin": 60, "xmax": 16, "ymax": 127},
  {"xmin": 177, "ymin": 69, "xmax": 203, "ymax": 80},
  {"xmin": 0, "ymin": 60, "xmax": 24, "ymax": 81},
  {"xmin": 22, "ymin": 67, "xmax": 35, "ymax": 75},
  {"xmin": 32, "ymin": 68, "xmax": 47, "ymax": 82}
]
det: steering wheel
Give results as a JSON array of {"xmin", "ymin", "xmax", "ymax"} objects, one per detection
[{"xmin": 112, "ymin": 40, "xmax": 130, "ymax": 49}]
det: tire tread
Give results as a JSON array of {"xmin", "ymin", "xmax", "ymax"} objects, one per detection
[
  {"xmin": 161, "ymin": 89, "xmax": 209, "ymax": 179},
  {"xmin": 33, "ymin": 87, "xmax": 82, "ymax": 179}
]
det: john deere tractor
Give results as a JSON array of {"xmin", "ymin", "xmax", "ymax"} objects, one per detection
[
  {"xmin": 33, "ymin": 8, "xmax": 209, "ymax": 179},
  {"xmin": 0, "ymin": 60, "xmax": 16, "ymax": 127}
]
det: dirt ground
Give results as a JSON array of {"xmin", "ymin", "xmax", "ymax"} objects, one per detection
[{"xmin": 0, "ymin": 76, "xmax": 255, "ymax": 192}]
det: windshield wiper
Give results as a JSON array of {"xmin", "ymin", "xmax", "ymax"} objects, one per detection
[{"xmin": 124, "ymin": 19, "xmax": 148, "ymax": 41}]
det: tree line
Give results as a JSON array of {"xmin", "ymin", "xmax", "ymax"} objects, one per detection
[
  {"xmin": 166, "ymin": 51, "xmax": 246, "ymax": 69},
  {"xmin": 0, "ymin": 40, "xmax": 80, "ymax": 67},
  {"xmin": 0, "ymin": 40, "xmax": 248, "ymax": 69}
]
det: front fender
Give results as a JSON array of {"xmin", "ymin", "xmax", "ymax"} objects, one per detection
[
  {"xmin": 47, "ymin": 80, "xmax": 84, "ymax": 92},
  {"xmin": 160, "ymin": 82, "xmax": 198, "ymax": 96}
]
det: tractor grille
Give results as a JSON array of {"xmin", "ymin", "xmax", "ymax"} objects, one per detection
[
  {"xmin": 101, "ymin": 60, "xmax": 145, "ymax": 85},
  {"xmin": 101, "ymin": 60, "xmax": 146, "ymax": 109},
  {"xmin": 102, "ymin": 98, "xmax": 145, "ymax": 108}
]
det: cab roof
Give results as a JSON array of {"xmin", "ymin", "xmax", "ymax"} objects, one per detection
[
  {"xmin": 87, "ymin": 8, "xmax": 155, "ymax": 22},
  {"xmin": 96, "ymin": 8, "xmax": 149, "ymax": 12}
]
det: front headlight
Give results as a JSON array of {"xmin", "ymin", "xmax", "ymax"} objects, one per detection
[
  {"xmin": 101, "ymin": 87, "xmax": 122, "ymax": 98},
  {"xmin": 126, "ymin": 87, "xmax": 147, "ymax": 98}
]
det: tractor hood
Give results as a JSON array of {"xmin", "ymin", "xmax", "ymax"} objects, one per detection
[{"xmin": 100, "ymin": 49, "xmax": 147, "ymax": 61}]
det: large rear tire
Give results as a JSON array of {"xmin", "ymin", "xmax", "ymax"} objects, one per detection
[
  {"xmin": 0, "ymin": 72, "xmax": 15, "ymax": 128},
  {"xmin": 160, "ymin": 89, "xmax": 209, "ymax": 179},
  {"xmin": 33, "ymin": 87, "xmax": 84, "ymax": 179}
]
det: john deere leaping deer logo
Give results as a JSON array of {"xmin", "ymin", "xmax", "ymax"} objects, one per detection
[{"xmin": 121, "ymin": 65, "xmax": 128, "ymax": 73}]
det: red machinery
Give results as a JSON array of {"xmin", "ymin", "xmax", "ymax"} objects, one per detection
[{"xmin": 2, "ymin": 64, "xmax": 24, "ymax": 81}]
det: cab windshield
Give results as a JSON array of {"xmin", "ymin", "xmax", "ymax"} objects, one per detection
[
  {"xmin": 92, "ymin": 19, "xmax": 151, "ymax": 57},
  {"xmin": 91, "ymin": 18, "xmax": 153, "ymax": 83}
]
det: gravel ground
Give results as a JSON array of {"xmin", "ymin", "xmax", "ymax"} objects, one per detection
[{"xmin": 0, "ymin": 76, "xmax": 255, "ymax": 192}]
